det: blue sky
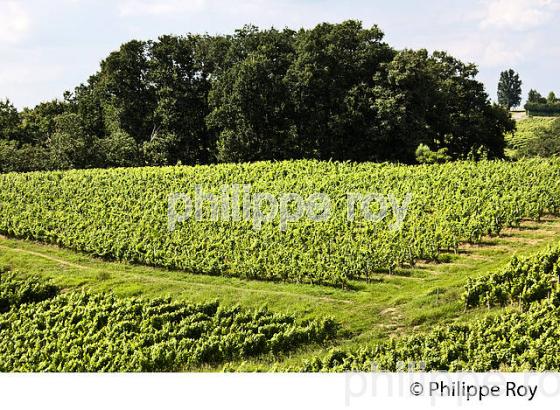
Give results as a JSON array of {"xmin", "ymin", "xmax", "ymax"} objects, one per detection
[{"xmin": 1, "ymin": 0, "xmax": 559, "ymax": 109}]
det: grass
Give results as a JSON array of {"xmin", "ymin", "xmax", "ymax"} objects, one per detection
[
  {"xmin": 1, "ymin": 217, "xmax": 560, "ymax": 369},
  {"xmin": 505, "ymin": 116, "xmax": 558, "ymax": 158}
]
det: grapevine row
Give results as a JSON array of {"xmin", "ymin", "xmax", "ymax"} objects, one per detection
[
  {"xmin": 463, "ymin": 245, "xmax": 560, "ymax": 309},
  {"xmin": 296, "ymin": 247, "xmax": 560, "ymax": 372},
  {"xmin": 297, "ymin": 301, "xmax": 560, "ymax": 372},
  {"xmin": 1, "ymin": 159, "xmax": 560, "ymax": 286},
  {"xmin": 0, "ymin": 272, "xmax": 337, "ymax": 371}
]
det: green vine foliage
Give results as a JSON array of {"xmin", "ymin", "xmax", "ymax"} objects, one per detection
[
  {"xmin": 0, "ymin": 270, "xmax": 58, "ymax": 313},
  {"xmin": 1, "ymin": 159, "xmax": 560, "ymax": 287},
  {"xmin": 298, "ymin": 248, "xmax": 560, "ymax": 372},
  {"xmin": 298, "ymin": 301, "xmax": 560, "ymax": 372},
  {"xmin": 0, "ymin": 274, "xmax": 337, "ymax": 372},
  {"xmin": 463, "ymin": 245, "xmax": 560, "ymax": 309}
]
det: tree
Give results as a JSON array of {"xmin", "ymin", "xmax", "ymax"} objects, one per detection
[
  {"xmin": 19, "ymin": 99, "xmax": 67, "ymax": 144},
  {"xmin": 415, "ymin": 144, "xmax": 450, "ymax": 164},
  {"xmin": 207, "ymin": 27, "xmax": 298, "ymax": 162},
  {"xmin": 142, "ymin": 131, "xmax": 180, "ymax": 165},
  {"xmin": 374, "ymin": 50, "xmax": 513, "ymax": 161},
  {"xmin": 547, "ymin": 91, "xmax": 557, "ymax": 104},
  {"xmin": 0, "ymin": 139, "xmax": 51, "ymax": 173},
  {"xmin": 98, "ymin": 130, "xmax": 140, "ymax": 168},
  {"xmin": 0, "ymin": 21, "xmax": 520, "ymax": 172},
  {"xmin": 96, "ymin": 40, "xmax": 156, "ymax": 142},
  {"xmin": 0, "ymin": 99, "xmax": 22, "ymax": 141},
  {"xmin": 285, "ymin": 21, "xmax": 394, "ymax": 160},
  {"xmin": 147, "ymin": 34, "xmax": 213, "ymax": 165},
  {"xmin": 497, "ymin": 69, "xmax": 522, "ymax": 109},
  {"xmin": 48, "ymin": 112, "xmax": 98, "ymax": 169},
  {"xmin": 0, "ymin": 99, "xmax": 57, "ymax": 172},
  {"xmin": 527, "ymin": 89, "xmax": 546, "ymax": 104},
  {"xmin": 70, "ymin": 35, "xmax": 216, "ymax": 166}
]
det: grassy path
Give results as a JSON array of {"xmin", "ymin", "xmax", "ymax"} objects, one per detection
[
  {"xmin": 0, "ymin": 242, "xmax": 351, "ymax": 305},
  {"xmin": 1, "ymin": 218, "xmax": 560, "ymax": 368}
]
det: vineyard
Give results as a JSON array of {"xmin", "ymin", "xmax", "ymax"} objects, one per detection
[
  {"xmin": 463, "ymin": 244, "xmax": 560, "ymax": 309},
  {"xmin": 2, "ymin": 158, "xmax": 560, "ymax": 372},
  {"xmin": 0, "ymin": 269, "xmax": 336, "ymax": 371},
  {"xmin": 298, "ymin": 301, "xmax": 560, "ymax": 371},
  {"xmin": 1, "ymin": 159, "xmax": 560, "ymax": 287},
  {"xmin": 506, "ymin": 117, "xmax": 558, "ymax": 152},
  {"xmin": 1, "ymin": 4, "xmax": 560, "ymax": 388},
  {"xmin": 296, "ymin": 247, "xmax": 560, "ymax": 372}
]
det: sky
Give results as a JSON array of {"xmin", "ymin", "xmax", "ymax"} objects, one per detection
[{"xmin": 1, "ymin": 0, "xmax": 559, "ymax": 109}]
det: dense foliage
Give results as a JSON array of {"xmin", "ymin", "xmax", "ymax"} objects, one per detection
[
  {"xmin": 298, "ymin": 301, "xmax": 560, "ymax": 371},
  {"xmin": 463, "ymin": 245, "xmax": 560, "ymax": 309},
  {"xmin": 298, "ymin": 247, "xmax": 560, "ymax": 372},
  {"xmin": 525, "ymin": 103, "xmax": 560, "ymax": 117},
  {"xmin": 0, "ymin": 21, "xmax": 513, "ymax": 173},
  {"xmin": 506, "ymin": 117, "xmax": 558, "ymax": 150},
  {"xmin": 0, "ymin": 269, "xmax": 58, "ymax": 313},
  {"xmin": 518, "ymin": 118, "xmax": 560, "ymax": 158},
  {"xmin": 2, "ymin": 159, "xmax": 560, "ymax": 287},
  {"xmin": 497, "ymin": 69, "xmax": 522, "ymax": 110},
  {"xmin": 507, "ymin": 117, "xmax": 560, "ymax": 158},
  {"xmin": 0, "ymin": 273, "xmax": 336, "ymax": 372},
  {"xmin": 525, "ymin": 89, "xmax": 560, "ymax": 116}
]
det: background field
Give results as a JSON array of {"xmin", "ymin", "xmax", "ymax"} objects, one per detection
[
  {"xmin": 3, "ymin": 156, "xmax": 560, "ymax": 370},
  {"xmin": 505, "ymin": 116, "xmax": 558, "ymax": 158},
  {"xmin": 2, "ymin": 215, "xmax": 560, "ymax": 370}
]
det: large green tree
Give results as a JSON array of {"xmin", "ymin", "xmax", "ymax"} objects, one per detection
[
  {"xmin": 527, "ymin": 89, "xmax": 547, "ymax": 104},
  {"xmin": 0, "ymin": 21, "xmax": 517, "ymax": 172},
  {"xmin": 19, "ymin": 100, "xmax": 67, "ymax": 144},
  {"xmin": 285, "ymin": 21, "xmax": 394, "ymax": 160},
  {"xmin": 207, "ymin": 27, "xmax": 297, "ymax": 162},
  {"xmin": 97, "ymin": 40, "xmax": 156, "ymax": 142},
  {"xmin": 146, "ymin": 35, "xmax": 213, "ymax": 165},
  {"xmin": 372, "ymin": 50, "xmax": 513, "ymax": 161},
  {"xmin": 0, "ymin": 99, "xmax": 22, "ymax": 141},
  {"xmin": 497, "ymin": 69, "xmax": 522, "ymax": 109}
]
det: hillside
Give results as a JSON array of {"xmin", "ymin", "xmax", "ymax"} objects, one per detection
[
  {"xmin": 1, "ymin": 159, "xmax": 560, "ymax": 370},
  {"xmin": 506, "ymin": 116, "xmax": 558, "ymax": 158},
  {"xmin": 1, "ymin": 217, "xmax": 560, "ymax": 370}
]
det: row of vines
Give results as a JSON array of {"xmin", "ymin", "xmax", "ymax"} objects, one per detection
[
  {"xmin": 505, "ymin": 117, "xmax": 557, "ymax": 150},
  {"xmin": 1, "ymin": 159, "xmax": 560, "ymax": 286},
  {"xmin": 297, "ymin": 247, "xmax": 560, "ymax": 371},
  {"xmin": 463, "ymin": 244, "xmax": 560, "ymax": 309},
  {"xmin": 298, "ymin": 302, "xmax": 560, "ymax": 371},
  {"xmin": 0, "ymin": 270, "xmax": 336, "ymax": 372}
]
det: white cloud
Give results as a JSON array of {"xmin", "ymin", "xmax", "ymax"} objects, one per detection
[
  {"xmin": 439, "ymin": 0, "xmax": 560, "ymax": 71},
  {"xmin": 117, "ymin": 0, "xmax": 208, "ymax": 16},
  {"xmin": 116, "ymin": 0, "xmax": 295, "ymax": 22},
  {"xmin": 431, "ymin": 29, "xmax": 540, "ymax": 68},
  {"xmin": 480, "ymin": 0, "xmax": 559, "ymax": 30},
  {"xmin": 442, "ymin": 39, "xmax": 516, "ymax": 67},
  {"xmin": 0, "ymin": 2, "xmax": 31, "ymax": 44},
  {"xmin": 479, "ymin": 39, "xmax": 524, "ymax": 66},
  {"xmin": 0, "ymin": 47, "xmax": 67, "ymax": 107}
]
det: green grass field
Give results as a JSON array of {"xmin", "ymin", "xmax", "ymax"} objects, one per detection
[
  {"xmin": 2, "ymin": 216, "xmax": 560, "ymax": 370},
  {"xmin": 506, "ymin": 116, "xmax": 558, "ymax": 158}
]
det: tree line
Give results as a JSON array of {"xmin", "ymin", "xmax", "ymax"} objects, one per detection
[
  {"xmin": 0, "ymin": 20, "xmax": 515, "ymax": 173},
  {"xmin": 525, "ymin": 88, "xmax": 560, "ymax": 116}
]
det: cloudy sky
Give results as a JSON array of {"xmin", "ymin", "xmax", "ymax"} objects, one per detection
[{"xmin": 1, "ymin": 0, "xmax": 559, "ymax": 109}]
